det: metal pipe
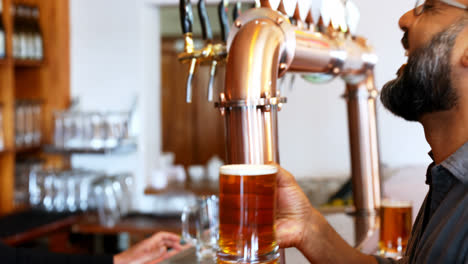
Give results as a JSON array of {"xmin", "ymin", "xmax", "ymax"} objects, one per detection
[
  {"xmin": 344, "ymin": 74, "xmax": 381, "ymax": 214},
  {"xmin": 221, "ymin": 17, "xmax": 285, "ymax": 164}
]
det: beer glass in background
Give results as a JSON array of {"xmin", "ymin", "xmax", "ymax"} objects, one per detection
[
  {"xmin": 181, "ymin": 195, "xmax": 219, "ymax": 260},
  {"xmin": 218, "ymin": 164, "xmax": 279, "ymax": 264},
  {"xmin": 379, "ymin": 199, "xmax": 413, "ymax": 259}
]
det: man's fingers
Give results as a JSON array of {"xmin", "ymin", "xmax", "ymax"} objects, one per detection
[
  {"xmin": 149, "ymin": 232, "xmax": 180, "ymax": 245},
  {"xmin": 161, "ymin": 239, "xmax": 183, "ymax": 250},
  {"xmin": 276, "ymin": 165, "xmax": 298, "ymax": 188},
  {"xmin": 156, "ymin": 232, "xmax": 181, "ymax": 241}
]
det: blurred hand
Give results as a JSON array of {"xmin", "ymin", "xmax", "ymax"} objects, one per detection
[{"xmin": 114, "ymin": 232, "xmax": 183, "ymax": 264}]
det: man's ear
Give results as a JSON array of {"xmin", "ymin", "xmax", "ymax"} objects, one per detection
[{"xmin": 461, "ymin": 48, "xmax": 468, "ymax": 68}]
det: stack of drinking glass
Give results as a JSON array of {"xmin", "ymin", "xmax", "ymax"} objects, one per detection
[
  {"xmin": 53, "ymin": 110, "xmax": 132, "ymax": 151},
  {"xmin": 15, "ymin": 100, "xmax": 42, "ymax": 149},
  {"xmin": 20, "ymin": 165, "xmax": 133, "ymax": 226}
]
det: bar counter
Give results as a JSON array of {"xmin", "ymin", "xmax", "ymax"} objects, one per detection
[
  {"xmin": 0, "ymin": 206, "xmax": 379, "ymax": 263},
  {"xmin": 159, "ymin": 212, "xmax": 379, "ymax": 264}
]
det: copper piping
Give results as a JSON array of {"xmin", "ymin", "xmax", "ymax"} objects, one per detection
[
  {"xmin": 345, "ymin": 74, "xmax": 381, "ymax": 213},
  {"xmin": 219, "ymin": 7, "xmax": 382, "ymax": 256}
]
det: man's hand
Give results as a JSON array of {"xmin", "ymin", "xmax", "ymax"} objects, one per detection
[
  {"xmin": 114, "ymin": 232, "xmax": 183, "ymax": 264},
  {"xmin": 275, "ymin": 165, "xmax": 318, "ymax": 249},
  {"xmin": 275, "ymin": 165, "xmax": 377, "ymax": 264}
]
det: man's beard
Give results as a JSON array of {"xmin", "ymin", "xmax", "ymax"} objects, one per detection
[{"xmin": 380, "ymin": 19, "xmax": 468, "ymax": 122}]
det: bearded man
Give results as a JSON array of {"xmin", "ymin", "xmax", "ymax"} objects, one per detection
[{"xmin": 275, "ymin": 1, "xmax": 468, "ymax": 263}]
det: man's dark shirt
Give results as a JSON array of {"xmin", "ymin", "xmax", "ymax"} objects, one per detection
[
  {"xmin": 0, "ymin": 242, "xmax": 113, "ymax": 264},
  {"xmin": 376, "ymin": 142, "xmax": 468, "ymax": 264}
]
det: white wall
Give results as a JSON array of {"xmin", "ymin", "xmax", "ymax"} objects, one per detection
[
  {"xmin": 69, "ymin": 0, "xmax": 432, "ymax": 190},
  {"xmin": 70, "ymin": 0, "xmax": 162, "ymax": 209}
]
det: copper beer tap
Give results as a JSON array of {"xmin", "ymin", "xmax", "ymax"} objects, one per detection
[
  {"xmin": 218, "ymin": 1, "xmax": 381, "ymax": 253},
  {"xmin": 176, "ymin": 0, "xmax": 382, "ymax": 259}
]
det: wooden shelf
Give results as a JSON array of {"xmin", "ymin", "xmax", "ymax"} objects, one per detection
[
  {"xmin": 0, "ymin": 58, "xmax": 12, "ymax": 66},
  {"xmin": 0, "ymin": 0, "xmax": 71, "ymax": 214},
  {"xmin": 0, "ymin": 148, "xmax": 13, "ymax": 155},
  {"xmin": 14, "ymin": 59, "xmax": 45, "ymax": 68},
  {"xmin": 72, "ymin": 213, "xmax": 182, "ymax": 235},
  {"xmin": 0, "ymin": 210, "xmax": 81, "ymax": 246},
  {"xmin": 14, "ymin": 146, "xmax": 42, "ymax": 154}
]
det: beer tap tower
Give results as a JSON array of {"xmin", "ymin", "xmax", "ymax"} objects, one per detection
[{"xmin": 178, "ymin": 0, "xmax": 382, "ymax": 262}]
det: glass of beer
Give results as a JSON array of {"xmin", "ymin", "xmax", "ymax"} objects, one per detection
[
  {"xmin": 379, "ymin": 199, "xmax": 413, "ymax": 259},
  {"xmin": 217, "ymin": 164, "xmax": 279, "ymax": 264}
]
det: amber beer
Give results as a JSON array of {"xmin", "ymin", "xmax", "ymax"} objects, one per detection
[
  {"xmin": 217, "ymin": 164, "xmax": 279, "ymax": 264},
  {"xmin": 379, "ymin": 199, "xmax": 413, "ymax": 257}
]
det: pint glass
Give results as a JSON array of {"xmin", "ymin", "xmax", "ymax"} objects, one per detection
[
  {"xmin": 217, "ymin": 164, "xmax": 279, "ymax": 264},
  {"xmin": 379, "ymin": 199, "xmax": 412, "ymax": 259}
]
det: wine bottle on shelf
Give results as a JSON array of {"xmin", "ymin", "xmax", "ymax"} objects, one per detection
[
  {"xmin": 0, "ymin": 1, "xmax": 6, "ymax": 59},
  {"xmin": 24, "ymin": 6, "xmax": 35, "ymax": 60},
  {"xmin": 12, "ymin": 5, "xmax": 21, "ymax": 59},
  {"xmin": 18, "ymin": 5, "xmax": 28, "ymax": 60},
  {"xmin": 12, "ymin": 5, "xmax": 17, "ymax": 58},
  {"xmin": 32, "ymin": 6, "xmax": 43, "ymax": 61}
]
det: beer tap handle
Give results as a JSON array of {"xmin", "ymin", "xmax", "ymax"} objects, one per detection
[
  {"xmin": 297, "ymin": 0, "xmax": 311, "ymax": 25},
  {"xmin": 305, "ymin": 9, "xmax": 314, "ymax": 30},
  {"xmin": 198, "ymin": 0, "xmax": 213, "ymax": 42},
  {"xmin": 254, "ymin": 0, "xmax": 261, "ymax": 8},
  {"xmin": 233, "ymin": 2, "xmax": 242, "ymax": 21},
  {"xmin": 277, "ymin": 0, "xmax": 287, "ymax": 15},
  {"xmin": 262, "ymin": 0, "xmax": 280, "ymax": 10},
  {"xmin": 310, "ymin": 0, "xmax": 322, "ymax": 29},
  {"xmin": 218, "ymin": 0, "xmax": 230, "ymax": 43},
  {"xmin": 345, "ymin": 0, "xmax": 360, "ymax": 36},
  {"xmin": 329, "ymin": 0, "xmax": 346, "ymax": 33},
  {"xmin": 320, "ymin": 0, "xmax": 331, "ymax": 30},
  {"xmin": 283, "ymin": 0, "xmax": 298, "ymax": 18},
  {"xmin": 292, "ymin": 3, "xmax": 301, "ymax": 26},
  {"xmin": 179, "ymin": 0, "xmax": 197, "ymax": 103},
  {"xmin": 179, "ymin": 0, "xmax": 194, "ymax": 38},
  {"xmin": 199, "ymin": 0, "xmax": 217, "ymax": 101}
]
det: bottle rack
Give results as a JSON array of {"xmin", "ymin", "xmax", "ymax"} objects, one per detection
[{"xmin": 0, "ymin": 0, "xmax": 70, "ymax": 215}]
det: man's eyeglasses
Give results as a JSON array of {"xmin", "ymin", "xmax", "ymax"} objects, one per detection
[{"xmin": 414, "ymin": 0, "xmax": 468, "ymax": 16}]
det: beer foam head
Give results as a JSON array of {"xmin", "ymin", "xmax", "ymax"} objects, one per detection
[
  {"xmin": 220, "ymin": 164, "xmax": 278, "ymax": 176},
  {"xmin": 381, "ymin": 199, "xmax": 412, "ymax": 208}
]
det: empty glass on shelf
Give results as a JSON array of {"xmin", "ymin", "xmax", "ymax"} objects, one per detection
[
  {"xmin": 15, "ymin": 100, "xmax": 42, "ymax": 149},
  {"xmin": 15, "ymin": 158, "xmax": 44, "ymax": 206},
  {"xmin": 53, "ymin": 110, "xmax": 132, "ymax": 151},
  {"xmin": 21, "ymin": 165, "xmax": 133, "ymax": 218},
  {"xmin": 91, "ymin": 173, "xmax": 134, "ymax": 227}
]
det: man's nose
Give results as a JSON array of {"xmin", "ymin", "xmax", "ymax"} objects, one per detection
[{"xmin": 398, "ymin": 9, "xmax": 416, "ymax": 32}]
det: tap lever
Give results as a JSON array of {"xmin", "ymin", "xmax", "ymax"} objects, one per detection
[
  {"xmin": 179, "ymin": 0, "xmax": 194, "ymax": 35},
  {"xmin": 233, "ymin": 2, "xmax": 242, "ymax": 21},
  {"xmin": 218, "ymin": 0, "xmax": 230, "ymax": 42},
  {"xmin": 179, "ymin": 0, "xmax": 197, "ymax": 103},
  {"xmin": 198, "ymin": 0, "xmax": 213, "ymax": 41},
  {"xmin": 305, "ymin": 9, "xmax": 315, "ymax": 30}
]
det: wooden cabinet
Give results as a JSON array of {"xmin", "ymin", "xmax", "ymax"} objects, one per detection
[
  {"xmin": 161, "ymin": 38, "xmax": 225, "ymax": 167},
  {"xmin": 0, "ymin": 0, "xmax": 70, "ymax": 214}
]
